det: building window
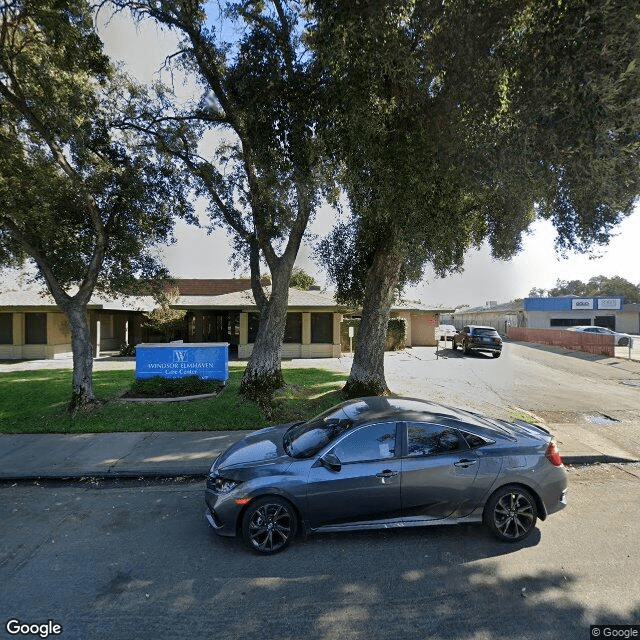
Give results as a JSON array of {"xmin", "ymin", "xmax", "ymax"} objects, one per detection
[
  {"xmin": 284, "ymin": 313, "xmax": 302, "ymax": 343},
  {"xmin": 0, "ymin": 313, "xmax": 12, "ymax": 344},
  {"xmin": 550, "ymin": 318, "xmax": 591, "ymax": 328},
  {"xmin": 311, "ymin": 313, "xmax": 333, "ymax": 344},
  {"xmin": 248, "ymin": 312, "xmax": 303, "ymax": 344},
  {"xmin": 25, "ymin": 313, "xmax": 47, "ymax": 344}
]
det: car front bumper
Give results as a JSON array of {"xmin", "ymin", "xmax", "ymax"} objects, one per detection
[{"xmin": 205, "ymin": 487, "xmax": 243, "ymax": 537}]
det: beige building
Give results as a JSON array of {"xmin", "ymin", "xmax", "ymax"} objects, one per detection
[
  {"xmin": 172, "ymin": 287, "xmax": 345, "ymax": 359},
  {"xmin": 0, "ymin": 278, "xmax": 451, "ymax": 360},
  {"xmin": 0, "ymin": 289, "xmax": 153, "ymax": 360}
]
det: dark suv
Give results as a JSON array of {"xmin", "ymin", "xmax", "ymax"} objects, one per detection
[{"xmin": 452, "ymin": 325, "xmax": 502, "ymax": 358}]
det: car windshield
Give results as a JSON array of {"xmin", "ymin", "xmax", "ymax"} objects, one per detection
[
  {"xmin": 473, "ymin": 328, "xmax": 499, "ymax": 336},
  {"xmin": 283, "ymin": 407, "xmax": 353, "ymax": 459}
]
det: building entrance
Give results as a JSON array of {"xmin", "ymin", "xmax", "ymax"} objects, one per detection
[{"xmin": 594, "ymin": 315, "xmax": 616, "ymax": 330}]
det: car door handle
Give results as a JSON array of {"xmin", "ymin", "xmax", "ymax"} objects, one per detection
[
  {"xmin": 376, "ymin": 470, "xmax": 399, "ymax": 478},
  {"xmin": 454, "ymin": 459, "xmax": 477, "ymax": 468}
]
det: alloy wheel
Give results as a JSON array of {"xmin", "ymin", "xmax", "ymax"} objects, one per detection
[
  {"xmin": 486, "ymin": 485, "xmax": 537, "ymax": 542},
  {"xmin": 242, "ymin": 498, "xmax": 297, "ymax": 554}
]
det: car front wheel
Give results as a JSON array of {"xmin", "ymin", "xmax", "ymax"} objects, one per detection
[
  {"xmin": 493, "ymin": 351, "xmax": 501, "ymax": 358},
  {"xmin": 241, "ymin": 497, "xmax": 297, "ymax": 554},
  {"xmin": 485, "ymin": 485, "xmax": 537, "ymax": 542}
]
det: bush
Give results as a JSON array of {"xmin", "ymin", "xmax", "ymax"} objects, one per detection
[
  {"xmin": 340, "ymin": 317, "xmax": 407, "ymax": 352},
  {"xmin": 119, "ymin": 343, "xmax": 136, "ymax": 357},
  {"xmin": 386, "ymin": 318, "xmax": 406, "ymax": 351},
  {"xmin": 127, "ymin": 376, "xmax": 224, "ymax": 398}
]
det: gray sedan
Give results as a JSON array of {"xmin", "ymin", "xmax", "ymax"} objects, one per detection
[{"xmin": 205, "ymin": 397, "xmax": 567, "ymax": 554}]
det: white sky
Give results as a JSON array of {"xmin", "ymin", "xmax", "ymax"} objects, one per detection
[{"xmin": 97, "ymin": 9, "xmax": 640, "ymax": 309}]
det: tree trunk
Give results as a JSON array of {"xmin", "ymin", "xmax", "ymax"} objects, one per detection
[
  {"xmin": 344, "ymin": 244, "xmax": 404, "ymax": 398},
  {"xmin": 66, "ymin": 304, "xmax": 99, "ymax": 413},
  {"xmin": 240, "ymin": 262, "xmax": 293, "ymax": 403}
]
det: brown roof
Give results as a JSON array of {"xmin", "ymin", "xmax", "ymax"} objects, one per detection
[{"xmin": 166, "ymin": 279, "xmax": 252, "ymax": 296}]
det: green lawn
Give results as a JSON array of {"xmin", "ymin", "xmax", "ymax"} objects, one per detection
[{"xmin": 0, "ymin": 364, "xmax": 348, "ymax": 434}]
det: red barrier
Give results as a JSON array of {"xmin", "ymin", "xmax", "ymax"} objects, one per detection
[{"xmin": 507, "ymin": 327, "xmax": 614, "ymax": 357}]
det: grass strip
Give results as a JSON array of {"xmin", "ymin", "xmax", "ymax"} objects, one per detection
[{"xmin": 0, "ymin": 364, "xmax": 347, "ymax": 434}]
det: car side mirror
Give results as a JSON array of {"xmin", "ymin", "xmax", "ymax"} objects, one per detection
[{"xmin": 320, "ymin": 452, "xmax": 342, "ymax": 472}]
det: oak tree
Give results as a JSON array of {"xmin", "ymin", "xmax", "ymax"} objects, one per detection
[
  {"xmin": 0, "ymin": 0, "xmax": 191, "ymax": 410},
  {"xmin": 312, "ymin": 0, "xmax": 640, "ymax": 395}
]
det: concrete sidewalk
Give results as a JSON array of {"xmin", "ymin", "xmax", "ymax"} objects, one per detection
[
  {"xmin": 0, "ymin": 422, "xmax": 639, "ymax": 481},
  {"xmin": 1, "ymin": 348, "xmax": 639, "ymax": 480}
]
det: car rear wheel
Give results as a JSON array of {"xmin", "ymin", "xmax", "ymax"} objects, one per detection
[
  {"xmin": 618, "ymin": 337, "xmax": 629, "ymax": 346},
  {"xmin": 485, "ymin": 485, "xmax": 537, "ymax": 542},
  {"xmin": 241, "ymin": 497, "xmax": 297, "ymax": 554}
]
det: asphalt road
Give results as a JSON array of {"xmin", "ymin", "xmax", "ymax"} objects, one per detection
[
  {"xmin": 368, "ymin": 342, "xmax": 640, "ymax": 423},
  {"xmin": 1, "ymin": 465, "xmax": 638, "ymax": 640}
]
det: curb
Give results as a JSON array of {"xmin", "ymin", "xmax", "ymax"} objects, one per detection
[{"xmin": 0, "ymin": 470, "xmax": 208, "ymax": 481}]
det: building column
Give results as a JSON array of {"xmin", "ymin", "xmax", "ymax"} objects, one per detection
[
  {"xmin": 13, "ymin": 312, "xmax": 24, "ymax": 359},
  {"xmin": 301, "ymin": 312, "xmax": 311, "ymax": 358},
  {"xmin": 95, "ymin": 314, "xmax": 101, "ymax": 359},
  {"xmin": 13, "ymin": 312, "xmax": 24, "ymax": 346},
  {"xmin": 333, "ymin": 312, "xmax": 342, "ymax": 357},
  {"xmin": 239, "ymin": 312, "xmax": 249, "ymax": 359}
]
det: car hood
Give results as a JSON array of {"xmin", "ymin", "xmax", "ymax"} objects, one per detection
[{"xmin": 213, "ymin": 423, "xmax": 296, "ymax": 473}]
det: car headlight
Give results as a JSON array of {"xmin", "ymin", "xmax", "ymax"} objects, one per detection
[{"xmin": 209, "ymin": 476, "xmax": 239, "ymax": 494}]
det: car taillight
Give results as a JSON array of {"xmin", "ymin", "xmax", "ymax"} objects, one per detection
[{"xmin": 546, "ymin": 439, "xmax": 563, "ymax": 466}]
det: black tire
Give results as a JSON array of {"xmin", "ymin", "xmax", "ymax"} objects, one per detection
[
  {"xmin": 618, "ymin": 337, "xmax": 629, "ymax": 347},
  {"xmin": 241, "ymin": 497, "xmax": 297, "ymax": 554},
  {"xmin": 485, "ymin": 485, "xmax": 537, "ymax": 542},
  {"xmin": 493, "ymin": 351, "xmax": 501, "ymax": 358}
]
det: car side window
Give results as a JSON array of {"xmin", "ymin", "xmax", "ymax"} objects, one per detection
[
  {"xmin": 406, "ymin": 423, "xmax": 464, "ymax": 457},
  {"xmin": 331, "ymin": 422, "xmax": 397, "ymax": 464},
  {"xmin": 460, "ymin": 431, "xmax": 493, "ymax": 449}
]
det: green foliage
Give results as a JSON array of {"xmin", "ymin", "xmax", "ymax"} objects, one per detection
[
  {"xmin": 128, "ymin": 376, "xmax": 223, "ymax": 398},
  {"xmin": 529, "ymin": 276, "xmax": 640, "ymax": 303},
  {"xmin": 312, "ymin": 0, "xmax": 640, "ymax": 303},
  {"xmin": 289, "ymin": 268, "xmax": 316, "ymax": 290},
  {"xmin": 340, "ymin": 317, "xmax": 406, "ymax": 352},
  {"xmin": 386, "ymin": 318, "xmax": 406, "ymax": 351},
  {"xmin": 119, "ymin": 343, "xmax": 136, "ymax": 357},
  {"xmin": 0, "ymin": 1, "xmax": 192, "ymax": 295},
  {"xmin": 0, "ymin": 364, "xmax": 347, "ymax": 433},
  {"xmin": 143, "ymin": 287, "xmax": 186, "ymax": 341},
  {"xmin": 111, "ymin": 0, "xmax": 330, "ymax": 399}
]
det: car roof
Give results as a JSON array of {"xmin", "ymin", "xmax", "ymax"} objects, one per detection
[
  {"xmin": 467, "ymin": 325, "xmax": 498, "ymax": 331},
  {"xmin": 329, "ymin": 397, "xmax": 511, "ymax": 436}
]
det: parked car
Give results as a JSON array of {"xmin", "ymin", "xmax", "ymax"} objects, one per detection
[
  {"xmin": 566, "ymin": 325, "xmax": 632, "ymax": 346},
  {"xmin": 435, "ymin": 324, "xmax": 458, "ymax": 341},
  {"xmin": 205, "ymin": 397, "xmax": 567, "ymax": 554},
  {"xmin": 452, "ymin": 325, "xmax": 502, "ymax": 357}
]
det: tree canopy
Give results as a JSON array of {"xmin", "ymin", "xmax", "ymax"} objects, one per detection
[
  {"xmin": 0, "ymin": 0, "xmax": 191, "ymax": 408},
  {"xmin": 310, "ymin": 0, "xmax": 640, "ymax": 395},
  {"xmin": 529, "ymin": 276, "xmax": 640, "ymax": 303},
  {"xmin": 110, "ymin": 0, "xmax": 328, "ymax": 400}
]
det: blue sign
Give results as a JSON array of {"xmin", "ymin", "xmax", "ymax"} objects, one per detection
[{"xmin": 135, "ymin": 343, "xmax": 229, "ymax": 382}]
